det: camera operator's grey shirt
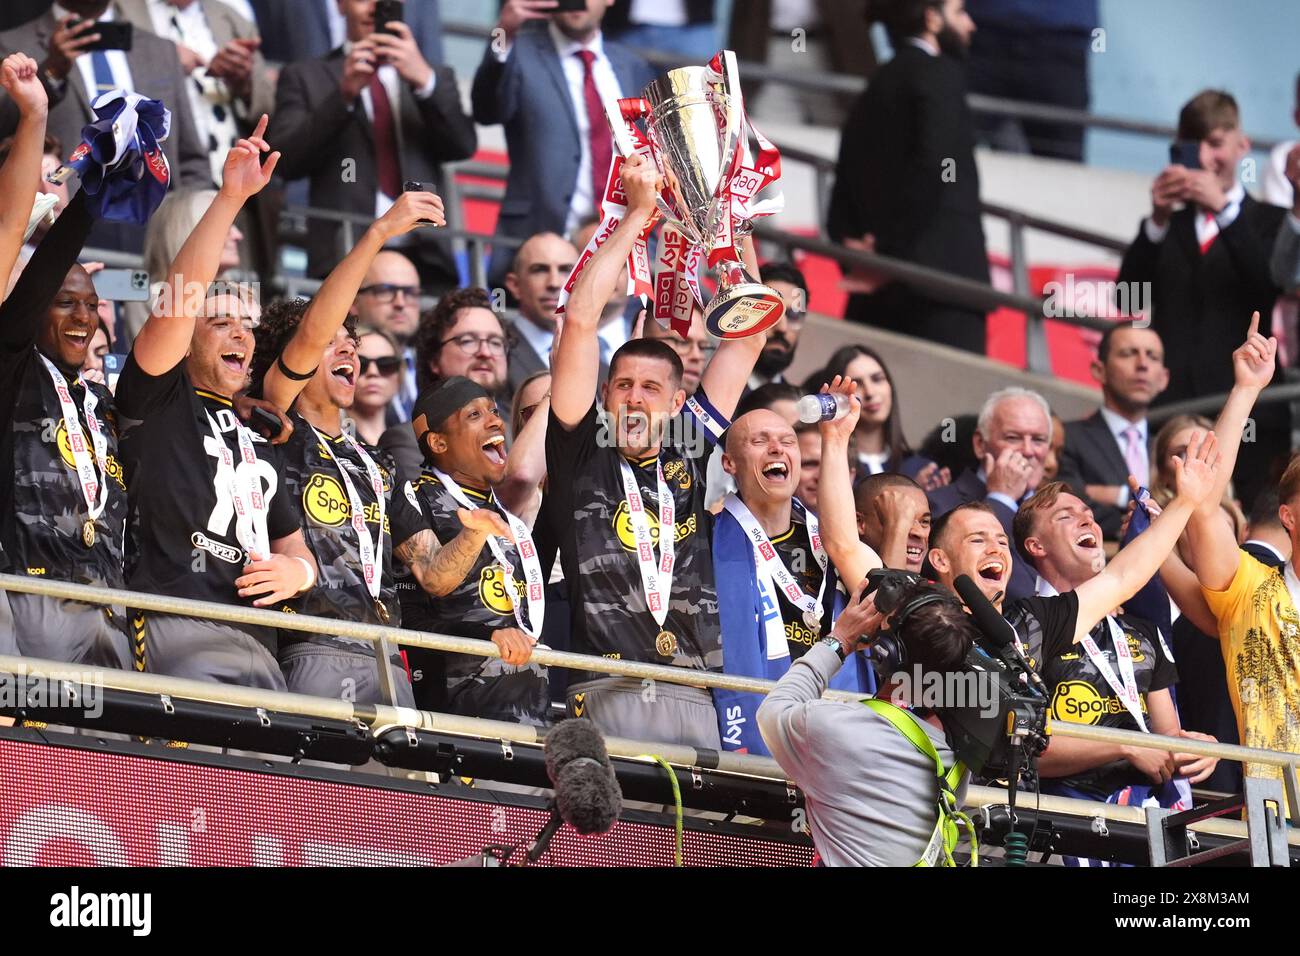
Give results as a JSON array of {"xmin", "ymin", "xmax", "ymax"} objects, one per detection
[{"xmin": 758, "ymin": 643, "xmax": 967, "ymax": 867}]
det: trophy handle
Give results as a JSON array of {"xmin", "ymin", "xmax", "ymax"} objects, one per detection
[{"xmin": 604, "ymin": 95, "xmax": 692, "ymax": 235}]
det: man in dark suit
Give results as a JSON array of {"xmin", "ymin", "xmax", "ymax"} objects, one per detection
[
  {"xmin": 0, "ymin": 1, "xmax": 212, "ymax": 249},
  {"xmin": 828, "ymin": 0, "xmax": 988, "ymax": 354},
  {"xmin": 1057, "ymin": 322, "xmax": 1169, "ymax": 540},
  {"xmin": 472, "ymin": 0, "xmax": 654, "ymax": 287},
  {"xmin": 250, "ymin": 0, "xmax": 444, "ymax": 66},
  {"xmin": 267, "ymin": 0, "xmax": 475, "ymax": 288},
  {"xmin": 504, "ymin": 230, "xmax": 578, "ymax": 396},
  {"xmin": 1118, "ymin": 89, "xmax": 1300, "ymax": 508},
  {"xmin": 928, "ymin": 386, "xmax": 1052, "ymax": 602}
]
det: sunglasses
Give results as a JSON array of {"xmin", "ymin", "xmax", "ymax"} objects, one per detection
[{"xmin": 359, "ymin": 355, "xmax": 402, "ymax": 376}]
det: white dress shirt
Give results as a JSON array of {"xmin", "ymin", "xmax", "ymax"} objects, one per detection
[
  {"xmin": 629, "ymin": 0, "xmax": 688, "ymax": 26},
  {"xmin": 215, "ymin": 0, "xmax": 257, "ymax": 23},
  {"xmin": 1098, "ymin": 405, "xmax": 1149, "ymax": 502},
  {"xmin": 53, "ymin": 3, "xmax": 134, "ymax": 101},
  {"xmin": 1263, "ymin": 139, "xmax": 1296, "ymax": 209},
  {"xmin": 1143, "ymin": 180, "xmax": 1246, "ymax": 246},
  {"xmin": 547, "ymin": 21, "xmax": 625, "ymax": 235}
]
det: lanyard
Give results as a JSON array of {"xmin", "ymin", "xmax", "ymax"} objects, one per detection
[
  {"xmin": 1080, "ymin": 616, "xmax": 1147, "ymax": 733},
  {"xmin": 205, "ymin": 409, "xmax": 270, "ymax": 558},
  {"xmin": 37, "ymin": 352, "xmax": 108, "ymax": 524},
  {"xmin": 618, "ymin": 456, "xmax": 675, "ymax": 628},
  {"xmin": 432, "ymin": 469, "xmax": 545, "ymax": 640},
  {"xmin": 312, "ymin": 426, "xmax": 387, "ymax": 608},
  {"xmin": 722, "ymin": 494, "xmax": 829, "ymax": 659}
]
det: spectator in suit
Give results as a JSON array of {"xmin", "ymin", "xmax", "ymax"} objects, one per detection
[
  {"xmin": 828, "ymin": 0, "xmax": 988, "ymax": 354},
  {"xmin": 349, "ymin": 249, "xmax": 421, "ymax": 419},
  {"xmin": 472, "ymin": 0, "xmax": 655, "ymax": 286},
  {"xmin": 0, "ymin": 2, "xmax": 54, "ymax": 32},
  {"xmin": 750, "ymin": 261, "xmax": 808, "ymax": 390},
  {"xmin": 118, "ymin": 0, "xmax": 274, "ymax": 187},
  {"xmin": 927, "ymin": 386, "xmax": 1051, "ymax": 602},
  {"xmin": 573, "ymin": 214, "xmax": 637, "ymax": 364},
  {"xmin": 504, "ymin": 231, "xmax": 577, "ymax": 395},
  {"xmin": 268, "ymin": 0, "xmax": 474, "ymax": 287},
  {"xmin": 1118, "ymin": 90, "xmax": 1300, "ymax": 508},
  {"xmin": 250, "ymin": 0, "xmax": 443, "ymax": 67},
  {"xmin": 642, "ymin": 305, "xmax": 714, "ymax": 397},
  {"xmin": 1056, "ymin": 322, "xmax": 1169, "ymax": 540},
  {"xmin": 0, "ymin": 1, "xmax": 213, "ymax": 251}
]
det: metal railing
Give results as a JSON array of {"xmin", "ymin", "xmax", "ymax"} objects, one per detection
[{"xmin": 3, "ymin": 572, "xmax": 1298, "ymax": 830}]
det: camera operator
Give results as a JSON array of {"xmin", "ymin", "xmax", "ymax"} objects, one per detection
[{"xmin": 757, "ymin": 580, "xmax": 981, "ymax": 867}]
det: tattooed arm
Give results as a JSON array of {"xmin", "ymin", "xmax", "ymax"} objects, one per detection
[{"xmin": 394, "ymin": 509, "xmax": 512, "ymax": 598}]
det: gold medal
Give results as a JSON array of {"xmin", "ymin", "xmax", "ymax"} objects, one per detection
[
  {"xmin": 655, "ymin": 630, "xmax": 678, "ymax": 657},
  {"xmin": 375, "ymin": 600, "xmax": 391, "ymax": 624},
  {"xmin": 81, "ymin": 519, "xmax": 96, "ymax": 548}
]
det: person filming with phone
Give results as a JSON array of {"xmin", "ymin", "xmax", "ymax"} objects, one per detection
[{"xmin": 1117, "ymin": 88, "xmax": 1300, "ymax": 509}]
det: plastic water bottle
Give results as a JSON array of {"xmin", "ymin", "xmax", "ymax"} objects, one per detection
[{"xmin": 796, "ymin": 392, "xmax": 850, "ymax": 424}]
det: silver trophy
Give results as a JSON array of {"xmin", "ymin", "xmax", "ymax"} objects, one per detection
[{"xmin": 620, "ymin": 52, "xmax": 785, "ymax": 339}]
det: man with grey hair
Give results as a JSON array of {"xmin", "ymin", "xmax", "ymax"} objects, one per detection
[{"xmin": 926, "ymin": 386, "xmax": 1053, "ymax": 601}]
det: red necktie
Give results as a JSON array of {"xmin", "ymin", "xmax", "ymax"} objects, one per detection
[
  {"xmin": 1199, "ymin": 211, "xmax": 1218, "ymax": 255},
  {"xmin": 576, "ymin": 49, "xmax": 612, "ymax": 212},
  {"xmin": 368, "ymin": 73, "xmax": 401, "ymax": 200}
]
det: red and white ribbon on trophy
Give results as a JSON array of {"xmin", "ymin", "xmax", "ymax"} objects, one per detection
[{"xmin": 555, "ymin": 51, "xmax": 785, "ymax": 340}]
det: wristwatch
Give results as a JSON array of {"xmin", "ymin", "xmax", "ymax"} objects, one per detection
[{"xmin": 819, "ymin": 634, "xmax": 847, "ymax": 661}]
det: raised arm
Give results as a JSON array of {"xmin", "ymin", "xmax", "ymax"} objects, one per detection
[
  {"xmin": 263, "ymin": 190, "xmax": 444, "ymax": 410},
  {"xmin": 817, "ymin": 375, "xmax": 883, "ymax": 588},
  {"xmin": 132, "ymin": 115, "xmax": 279, "ymax": 375},
  {"xmin": 0, "ymin": 54, "xmax": 47, "ymax": 291},
  {"xmin": 394, "ymin": 509, "xmax": 512, "ymax": 598},
  {"xmin": 1185, "ymin": 312, "xmax": 1276, "ymax": 591},
  {"xmin": 1072, "ymin": 430, "xmax": 1220, "ymax": 638},
  {"xmin": 551, "ymin": 151, "xmax": 659, "ymax": 429},
  {"xmin": 696, "ymin": 235, "xmax": 766, "ymax": 419},
  {"xmin": 497, "ymin": 394, "xmax": 549, "ymax": 520}
]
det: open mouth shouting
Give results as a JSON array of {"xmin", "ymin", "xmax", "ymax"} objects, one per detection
[
  {"xmin": 976, "ymin": 558, "xmax": 1006, "ymax": 584},
  {"xmin": 331, "ymin": 360, "xmax": 356, "ymax": 387},
  {"xmin": 1075, "ymin": 530, "xmax": 1100, "ymax": 552},
  {"xmin": 760, "ymin": 459, "xmax": 790, "ymax": 486},
  {"xmin": 63, "ymin": 326, "xmax": 92, "ymax": 350},
  {"xmin": 481, "ymin": 433, "xmax": 507, "ymax": 467},
  {"xmin": 221, "ymin": 349, "xmax": 247, "ymax": 374}
]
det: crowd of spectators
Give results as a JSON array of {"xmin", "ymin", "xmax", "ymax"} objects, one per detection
[{"xmin": 0, "ymin": 0, "xmax": 1297, "ymax": 837}]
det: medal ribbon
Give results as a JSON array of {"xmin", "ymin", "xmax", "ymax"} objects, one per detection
[
  {"xmin": 37, "ymin": 353, "xmax": 109, "ymax": 527},
  {"xmin": 311, "ymin": 426, "xmax": 387, "ymax": 608},
  {"xmin": 205, "ymin": 410, "xmax": 270, "ymax": 558},
  {"xmin": 722, "ymin": 494, "xmax": 829, "ymax": 659},
  {"xmin": 431, "ymin": 470, "xmax": 546, "ymax": 640},
  {"xmin": 618, "ymin": 457, "xmax": 675, "ymax": 629},
  {"xmin": 1080, "ymin": 617, "xmax": 1148, "ymax": 733}
]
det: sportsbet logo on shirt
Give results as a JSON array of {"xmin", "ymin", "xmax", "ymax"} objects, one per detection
[
  {"xmin": 302, "ymin": 473, "xmax": 388, "ymax": 532},
  {"xmin": 479, "ymin": 565, "xmax": 526, "ymax": 615},
  {"xmin": 1050, "ymin": 679, "xmax": 1151, "ymax": 725},
  {"xmin": 613, "ymin": 499, "xmax": 697, "ymax": 551}
]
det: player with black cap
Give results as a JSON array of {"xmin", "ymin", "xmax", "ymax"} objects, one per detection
[
  {"xmin": 0, "ymin": 54, "xmax": 132, "ymax": 667},
  {"xmin": 389, "ymin": 375, "xmax": 550, "ymax": 725},
  {"xmin": 545, "ymin": 153, "xmax": 767, "ymax": 748},
  {"xmin": 115, "ymin": 120, "xmax": 318, "ymax": 690},
  {"xmin": 246, "ymin": 190, "xmax": 444, "ymax": 706}
]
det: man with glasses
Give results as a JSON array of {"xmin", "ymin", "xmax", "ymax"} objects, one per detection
[
  {"xmin": 751, "ymin": 262, "xmax": 809, "ymax": 390},
  {"xmin": 350, "ymin": 249, "xmax": 422, "ymax": 419},
  {"xmin": 413, "ymin": 286, "xmax": 510, "ymax": 399}
]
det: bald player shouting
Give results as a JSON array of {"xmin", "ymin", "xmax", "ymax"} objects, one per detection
[
  {"xmin": 712, "ymin": 408, "xmax": 878, "ymax": 754},
  {"xmin": 545, "ymin": 152, "xmax": 767, "ymax": 748}
]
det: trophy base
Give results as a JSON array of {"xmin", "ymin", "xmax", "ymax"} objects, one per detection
[{"xmin": 703, "ymin": 283, "xmax": 785, "ymax": 338}]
